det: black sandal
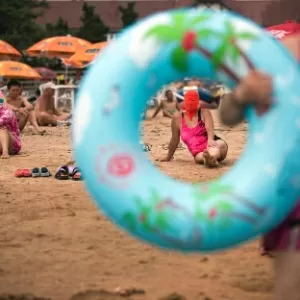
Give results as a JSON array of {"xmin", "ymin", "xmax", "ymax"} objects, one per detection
[
  {"xmin": 70, "ymin": 167, "xmax": 82, "ymax": 181},
  {"xmin": 55, "ymin": 165, "xmax": 69, "ymax": 180}
]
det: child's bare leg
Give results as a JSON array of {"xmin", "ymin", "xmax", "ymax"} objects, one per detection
[
  {"xmin": 194, "ymin": 148, "xmax": 219, "ymax": 167},
  {"xmin": 274, "ymin": 251, "xmax": 300, "ymax": 300},
  {"xmin": 0, "ymin": 128, "xmax": 11, "ymax": 159},
  {"xmin": 162, "ymin": 112, "xmax": 172, "ymax": 118},
  {"xmin": 194, "ymin": 152, "xmax": 205, "ymax": 164},
  {"xmin": 215, "ymin": 139, "xmax": 228, "ymax": 162},
  {"xmin": 37, "ymin": 112, "xmax": 59, "ymax": 126},
  {"xmin": 203, "ymin": 147, "xmax": 220, "ymax": 168},
  {"xmin": 18, "ymin": 113, "xmax": 29, "ymax": 132},
  {"xmin": 55, "ymin": 113, "xmax": 70, "ymax": 121},
  {"xmin": 28, "ymin": 111, "xmax": 46, "ymax": 134}
]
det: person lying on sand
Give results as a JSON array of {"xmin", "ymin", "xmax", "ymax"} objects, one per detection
[
  {"xmin": 151, "ymin": 90, "xmax": 179, "ymax": 118},
  {"xmin": 219, "ymin": 33, "xmax": 300, "ymax": 300},
  {"xmin": 158, "ymin": 90, "xmax": 228, "ymax": 167},
  {"xmin": 5, "ymin": 80, "xmax": 45, "ymax": 135},
  {"xmin": 0, "ymin": 91, "xmax": 21, "ymax": 159},
  {"xmin": 35, "ymin": 82, "xmax": 71, "ymax": 127}
]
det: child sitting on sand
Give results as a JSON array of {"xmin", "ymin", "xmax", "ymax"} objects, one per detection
[
  {"xmin": 0, "ymin": 90, "xmax": 21, "ymax": 159},
  {"xmin": 151, "ymin": 89, "xmax": 179, "ymax": 118},
  {"xmin": 5, "ymin": 80, "xmax": 45, "ymax": 135}
]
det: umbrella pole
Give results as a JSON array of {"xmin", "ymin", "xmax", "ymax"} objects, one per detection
[{"xmin": 65, "ymin": 65, "xmax": 69, "ymax": 83}]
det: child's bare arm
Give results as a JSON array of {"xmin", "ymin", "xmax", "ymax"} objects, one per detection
[
  {"xmin": 220, "ymin": 34, "xmax": 300, "ymax": 126},
  {"xmin": 22, "ymin": 98, "xmax": 34, "ymax": 111},
  {"xmin": 152, "ymin": 101, "xmax": 163, "ymax": 118},
  {"xmin": 219, "ymin": 90, "xmax": 246, "ymax": 126},
  {"xmin": 219, "ymin": 71, "xmax": 273, "ymax": 126}
]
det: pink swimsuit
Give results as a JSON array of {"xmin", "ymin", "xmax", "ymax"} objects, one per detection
[
  {"xmin": 180, "ymin": 111, "xmax": 209, "ymax": 157},
  {"xmin": 0, "ymin": 105, "xmax": 21, "ymax": 154}
]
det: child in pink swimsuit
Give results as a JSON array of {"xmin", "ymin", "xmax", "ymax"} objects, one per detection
[
  {"xmin": 0, "ymin": 90, "xmax": 21, "ymax": 158},
  {"xmin": 181, "ymin": 109, "xmax": 222, "ymax": 157},
  {"xmin": 180, "ymin": 90, "xmax": 228, "ymax": 166}
]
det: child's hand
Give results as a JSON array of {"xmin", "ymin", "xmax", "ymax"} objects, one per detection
[{"xmin": 234, "ymin": 71, "xmax": 273, "ymax": 107}]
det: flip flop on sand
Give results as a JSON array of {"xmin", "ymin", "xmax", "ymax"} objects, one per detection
[
  {"xmin": 14, "ymin": 169, "xmax": 24, "ymax": 178},
  {"xmin": 40, "ymin": 167, "xmax": 51, "ymax": 177},
  {"xmin": 22, "ymin": 169, "xmax": 32, "ymax": 177},
  {"xmin": 55, "ymin": 165, "xmax": 69, "ymax": 180},
  {"xmin": 32, "ymin": 167, "xmax": 40, "ymax": 177},
  {"xmin": 14, "ymin": 169, "xmax": 32, "ymax": 178},
  {"xmin": 70, "ymin": 167, "xmax": 82, "ymax": 181}
]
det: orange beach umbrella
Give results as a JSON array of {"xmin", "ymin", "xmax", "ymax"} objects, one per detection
[
  {"xmin": 60, "ymin": 57, "xmax": 85, "ymax": 69},
  {"xmin": 0, "ymin": 61, "xmax": 41, "ymax": 79},
  {"xmin": 68, "ymin": 41, "xmax": 108, "ymax": 65},
  {"xmin": 0, "ymin": 40, "xmax": 21, "ymax": 59},
  {"xmin": 26, "ymin": 35, "xmax": 92, "ymax": 58}
]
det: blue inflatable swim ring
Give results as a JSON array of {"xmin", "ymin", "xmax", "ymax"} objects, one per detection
[{"xmin": 73, "ymin": 9, "xmax": 300, "ymax": 252}]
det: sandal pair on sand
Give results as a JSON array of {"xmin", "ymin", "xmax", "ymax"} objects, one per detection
[
  {"xmin": 55, "ymin": 165, "xmax": 82, "ymax": 181},
  {"xmin": 15, "ymin": 167, "xmax": 51, "ymax": 178}
]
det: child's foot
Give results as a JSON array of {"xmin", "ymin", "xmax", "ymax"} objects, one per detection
[
  {"xmin": 36, "ymin": 128, "xmax": 46, "ymax": 135},
  {"xmin": 1, "ymin": 153, "xmax": 10, "ymax": 159},
  {"xmin": 203, "ymin": 150, "xmax": 217, "ymax": 168}
]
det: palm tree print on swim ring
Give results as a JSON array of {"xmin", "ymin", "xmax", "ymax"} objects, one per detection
[
  {"xmin": 122, "ymin": 189, "xmax": 202, "ymax": 248},
  {"xmin": 191, "ymin": 182, "xmax": 268, "ymax": 230},
  {"xmin": 144, "ymin": 11, "xmax": 259, "ymax": 83}
]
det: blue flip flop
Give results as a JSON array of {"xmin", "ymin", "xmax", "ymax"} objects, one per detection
[{"xmin": 40, "ymin": 167, "xmax": 51, "ymax": 177}]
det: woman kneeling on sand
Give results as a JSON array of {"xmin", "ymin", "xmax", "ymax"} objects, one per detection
[
  {"xmin": 0, "ymin": 91, "xmax": 21, "ymax": 159},
  {"xmin": 159, "ymin": 90, "xmax": 228, "ymax": 167}
]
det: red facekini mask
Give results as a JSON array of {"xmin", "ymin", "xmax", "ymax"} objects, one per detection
[{"xmin": 184, "ymin": 90, "xmax": 200, "ymax": 120}]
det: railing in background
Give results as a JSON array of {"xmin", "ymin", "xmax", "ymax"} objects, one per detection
[{"xmin": 0, "ymin": 69, "xmax": 78, "ymax": 98}]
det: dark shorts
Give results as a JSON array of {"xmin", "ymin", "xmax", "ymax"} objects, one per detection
[
  {"xmin": 263, "ymin": 201, "xmax": 300, "ymax": 252},
  {"xmin": 214, "ymin": 135, "xmax": 228, "ymax": 161}
]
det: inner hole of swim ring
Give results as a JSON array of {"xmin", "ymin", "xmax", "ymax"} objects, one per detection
[{"xmin": 140, "ymin": 77, "xmax": 246, "ymax": 183}]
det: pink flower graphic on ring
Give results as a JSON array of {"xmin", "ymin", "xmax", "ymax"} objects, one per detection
[
  {"xmin": 209, "ymin": 208, "xmax": 217, "ymax": 219},
  {"xmin": 106, "ymin": 154, "xmax": 135, "ymax": 177}
]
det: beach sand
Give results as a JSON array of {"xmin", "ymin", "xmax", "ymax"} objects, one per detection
[{"xmin": 0, "ymin": 110, "xmax": 273, "ymax": 300}]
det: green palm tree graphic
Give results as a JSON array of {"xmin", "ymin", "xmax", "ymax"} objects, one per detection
[
  {"xmin": 211, "ymin": 20, "xmax": 257, "ymax": 70},
  {"xmin": 192, "ymin": 182, "xmax": 234, "ymax": 230},
  {"xmin": 144, "ymin": 12, "xmax": 258, "ymax": 83},
  {"xmin": 192, "ymin": 182, "xmax": 267, "ymax": 228},
  {"xmin": 122, "ymin": 189, "xmax": 178, "ymax": 233},
  {"xmin": 122, "ymin": 188, "xmax": 203, "ymax": 247},
  {"xmin": 145, "ymin": 12, "xmax": 213, "ymax": 72}
]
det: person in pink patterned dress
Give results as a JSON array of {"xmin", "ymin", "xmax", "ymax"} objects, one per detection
[{"xmin": 0, "ymin": 90, "xmax": 21, "ymax": 158}]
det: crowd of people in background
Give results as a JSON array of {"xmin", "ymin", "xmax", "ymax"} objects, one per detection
[
  {"xmin": 0, "ymin": 76, "xmax": 227, "ymax": 168},
  {"xmin": 0, "ymin": 80, "xmax": 72, "ymax": 159}
]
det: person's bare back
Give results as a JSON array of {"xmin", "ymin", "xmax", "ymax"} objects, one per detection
[
  {"xmin": 35, "ymin": 94, "xmax": 55, "ymax": 115},
  {"xmin": 35, "ymin": 82, "xmax": 71, "ymax": 126}
]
